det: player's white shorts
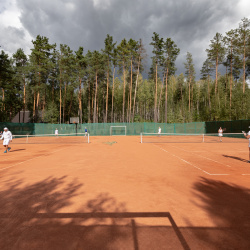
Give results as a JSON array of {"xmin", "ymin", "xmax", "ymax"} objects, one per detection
[
  {"xmin": 218, "ymin": 133, "xmax": 223, "ymax": 137},
  {"xmin": 3, "ymin": 139, "xmax": 10, "ymax": 146}
]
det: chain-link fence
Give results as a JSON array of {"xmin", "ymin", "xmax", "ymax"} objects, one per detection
[{"xmin": 0, "ymin": 122, "xmax": 206, "ymax": 136}]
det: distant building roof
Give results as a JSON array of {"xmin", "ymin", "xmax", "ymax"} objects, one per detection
[{"xmin": 11, "ymin": 111, "xmax": 32, "ymax": 123}]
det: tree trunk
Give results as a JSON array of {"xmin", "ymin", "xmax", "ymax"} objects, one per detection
[
  {"xmin": 36, "ymin": 92, "xmax": 40, "ymax": 109},
  {"xmin": 103, "ymin": 84, "xmax": 105, "ymax": 122},
  {"xmin": 33, "ymin": 91, "xmax": 36, "ymax": 122},
  {"xmin": 154, "ymin": 63, "xmax": 158, "ymax": 122},
  {"xmin": 129, "ymin": 57, "xmax": 133, "ymax": 122},
  {"xmin": 2, "ymin": 89, "xmax": 5, "ymax": 111},
  {"xmin": 59, "ymin": 70, "xmax": 62, "ymax": 124},
  {"xmin": 91, "ymin": 90, "xmax": 94, "ymax": 122},
  {"xmin": 215, "ymin": 53, "xmax": 218, "ymax": 95},
  {"xmin": 23, "ymin": 75, "xmax": 26, "ymax": 123},
  {"xmin": 93, "ymin": 71, "xmax": 98, "ymax": 123},
  {"xmin": 243, "ymin": 35, "xmax": 246, "ymax": 94},
  {"xmin": 189, "ymin": 74, "xmax": 191, "ymax": 112},
  {"xmin": 36, "ymin": 71, "xmax": 41, "ymax": 110},
  {"xmin": 105, "ymin": 60, "xmax": 109, "ymax": 123},
  {"xmin": 208, "ymin": 77, "xmax": 211, "ymax": 118},
  {"xmin": 132, "ymin": 58, "xmax": 141, "ymax": 121},
  {"xmin": 63, "ymin": 82, "xmax": 67, "ymax": 123},
  {"xmin": 230, "ymin": 44, "xmax": 233, "ymax": 108},
  {"xmin": 68, "ymin": 90, "xmax": 74, "ymax": 117},
  {"xmin": 88, "ymin": 80, "xmax": 91, "ymax": 123},
  {"xmin": 122, "ymin": 62, "xmax": 126, "ymax": 123},
  {"xmin": 52, "ymin": 77, "xmax": 55, "ymax": 103},
  {"xmin": 111, "ymin": 67, "xmax": 115, "ymax": 123},
  {"xmin": 127, "ymin": 88, "xmax": 129, "ymax": 122},
  {"xmin": 158, "ymin": 82, "xmax": 163, "ymax": 122},
  {"xmin": 78, "ymin": 77, "xmax": 82, "ymax": 124},
  {"xmin": 165, "ymin": 69, "xmax": 169, "ymax": 123},
  {"xmin": 96, "ymin": 95, "xmax": 99, "ymax": 123},
  {"xmin": 42, "ymin": 88, "xmax": 46, "ymax": 122}
]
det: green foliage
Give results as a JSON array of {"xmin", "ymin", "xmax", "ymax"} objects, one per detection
[
  {"xmin": 43, "ymin": 102, "xmax": 59, "ymax": 123},
  {"xmin": 0, "ymin": 17, "xmax": 250, "ymax": 124}
]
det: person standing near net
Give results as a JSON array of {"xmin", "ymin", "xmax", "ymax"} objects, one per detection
[
  {"xmin": 218, "ymin": 127, "xmax": 223, "ymax": 142},
  {"xmin": 1, "ymin": 127, "xmax": 12, "ymax": 153},
  {"xmin": 55, "ymin": 128, "xmax": 59, "ymax": 137},
  {"xmin": 84, "ymin": 127, "xmax": 88, "ymax": 137},
  {"xmin": 158, "ymin": 127, "xmax": 161, "ymax": 136},
  {"xmin": 243, "ymin": 128, "xmax": 250, "ymax": 163}
]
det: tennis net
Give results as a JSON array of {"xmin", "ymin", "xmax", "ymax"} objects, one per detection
[
  {"xmin": 140, "ymin": 133, "xmax": 247, "ymax": 143},
  {"xmin": 12, "ymin": 133, "xmax": 90, "ymax": 144},
  {"xmin": 203, "ymin": 133, "xmax": 246, "ymax": 143}
]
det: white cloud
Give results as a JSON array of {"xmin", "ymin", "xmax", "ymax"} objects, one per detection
[
  {"xmin": 0, "ymin": 0, "xmax": 21, "ymax": 27},
  {"xmin": 92, "ymin": 0, "xmax": 112, "ymax": 9},
  {"xmin": 0, "ymin": 0, "xmax": 33, "ymax": 55}
]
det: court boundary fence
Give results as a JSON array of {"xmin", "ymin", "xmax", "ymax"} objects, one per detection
[
  {"xmin": 0, "ymin": 122, "xmax": 205, "ymax": 136},
  {"xmin": 0, "ymin": 120, "xmax": 249, "ymax": 136}
]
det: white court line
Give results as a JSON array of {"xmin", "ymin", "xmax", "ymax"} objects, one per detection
[
  {"xmin": 154, "ymin": 145, "xmax": 230, "ymax": 176},
  {"xmin": 0, "ymin": 154, "xmax": 22, "ymax": 162},
  {"xmin": 0, "ymin": 147, "xmax": 68, "ymax": 171},
  {"xmin": 0, "ymin": 149, "xmax": 33, "ymax": 162},
  {"xmin": 169, "ymin": 145, "xmax": 232, "ymax": 168}
]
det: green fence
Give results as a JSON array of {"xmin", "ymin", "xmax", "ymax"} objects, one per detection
[
  {"xmin": 0, "ymin": 122, "xmax": 206, "ymax": 136},
  {"xmin": 0, "ymin": 123, "xmax": 77, "ymax": 135},
  {"xmin": 205, "ymin": 120, "xmax": 250, "ymax": 133}
]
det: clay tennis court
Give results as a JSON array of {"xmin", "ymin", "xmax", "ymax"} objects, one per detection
[{"xmin": 0, "ymin": 135, "xmax": 250, "ymax": 249}]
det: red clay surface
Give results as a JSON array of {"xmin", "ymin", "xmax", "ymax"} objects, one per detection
[{"xmin": 1, "ymin": 136, "xmax": 250, "ymax": 249}]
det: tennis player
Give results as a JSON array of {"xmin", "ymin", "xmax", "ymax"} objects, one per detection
[
  {"xmin": 243, "ymin": 128, "xmax": 250, "ymax": 163},
  {"xmin": 218, "ymin": 127, "xmax": 223, "ymax": 142},
  {"xmin": 158, "ymin": 127, "xmax": 161, "ymax": 136},
  {"xmin": 84, "ymin": 127, "xmax": 88, "ymax": 137},
  {"xmin": 55, "ymin": 128, "xmax": 59, "ymax": 137},
  {"xmin": 1, "ymin": 127, "xmax": 12, "ymax": 153}
]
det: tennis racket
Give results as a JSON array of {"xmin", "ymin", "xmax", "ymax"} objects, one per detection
[{"xmin": 223, "ymin": 128, "xmax": 226, "ymax": 132}]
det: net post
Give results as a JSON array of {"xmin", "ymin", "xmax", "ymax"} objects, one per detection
[
  {"xmin": 202, "ymin": 134, "xmax": 204, "ymax": 143},
  {"xmin": 26, "ymin": 135, "xmax": 29, "ymax": 143},
  {"xmin": 87, "ymin": 133, "xmax": 90, "ymax": 144},
  {"xmin": 140, "ymin": 133, "xmax": 142, "ymax": 143}
]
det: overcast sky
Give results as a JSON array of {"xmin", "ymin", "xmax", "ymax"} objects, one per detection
[{"xmin": 1, "ymin": 0, "xmax": 249, "ymax": 79}]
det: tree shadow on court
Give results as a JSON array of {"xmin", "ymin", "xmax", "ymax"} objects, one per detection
[
  {"xmin": 0, "ymin": 175, "xmax": 128, "ymax": 249},
  {"xmin": 0, "ymin": 175, "xmax": 190, "ymax": 250},
  {"xmin": 187, "ymin": 177, "xmax": 250, "ymax": 249},
  {"xmin": 222, "ymin": 154, "xmax": 249, "ymax": 163}
]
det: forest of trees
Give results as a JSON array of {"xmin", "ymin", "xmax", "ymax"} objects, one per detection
[{"xmin": 0, "ymin": 18, "xmax": 250, "ymax": 124}]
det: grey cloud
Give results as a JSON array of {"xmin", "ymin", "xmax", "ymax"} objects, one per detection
[
  {"xmin": 15, "ymin": 0, "xmax": 249, "ymax": 78},
  {"xmin": 0, "ymin": 26, "xmax": 28, "ymax": 55}
]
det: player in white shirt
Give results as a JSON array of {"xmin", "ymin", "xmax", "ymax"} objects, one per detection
[
  {"xmin": 218, "ymin": 127, "xmax": 223, "ymax": 142},
  {"xmin": 243, "ymin": 128, "xmax": 250, "ymax": 163},
  {"xmin": 158, "ymin": 127, "xmax": 161, "ymax": 136},
  {"xmin": 1, "ymin": 127, "xmax": 12, "ymax": 153},
  {"xmin": 55, "ymin": 128, "xmax": 59, "ymax": 137}
]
